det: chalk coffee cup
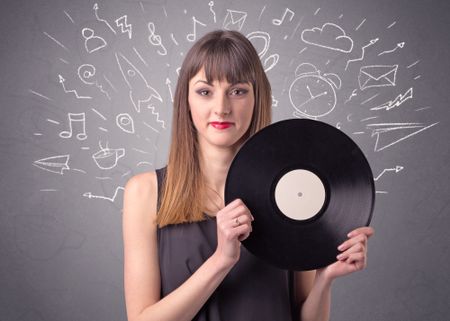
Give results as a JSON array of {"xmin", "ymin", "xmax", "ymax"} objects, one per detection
[{"xmin": 92, "ymin": 148, "xmax": 125, "ymax": 169}]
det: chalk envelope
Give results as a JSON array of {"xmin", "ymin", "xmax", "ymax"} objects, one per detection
[
  {"xmin": 358, "ymin": 65, "xmax": 398, "ymax": 90},
  {"xmin": 223, "ymin": 10, "xmax": 247, "ymax": 31}
]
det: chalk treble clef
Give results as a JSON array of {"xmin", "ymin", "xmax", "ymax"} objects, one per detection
[{"xmin": 147, "ymin": 22, "xmax": 167, "ymax": 55}]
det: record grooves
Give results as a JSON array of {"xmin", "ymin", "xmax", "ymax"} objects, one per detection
[{"xmin": 224, "ymin": 118, "xmax": 375, "ymax": 270}]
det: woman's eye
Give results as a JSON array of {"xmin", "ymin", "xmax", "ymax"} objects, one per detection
[
  {"xmin": 230, "ymin": 88, "xmax": 247, "ymax": 96},
  {"xmin": 197, "ymin": 89, "xmax": 210, "ymax": 96}
]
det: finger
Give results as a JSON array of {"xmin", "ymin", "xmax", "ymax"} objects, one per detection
[
  {"xmin": 345, "ymin": 252, "xmax": 366, "ymax": 267},
  {"xmin": 231, "ymin": 224, "xmax": 251, "ymax": 241},
  {"xmin": 228, "ymin": 214, "xmax": 253, "ymax": 229},
  {"xmin": 337, "ymin": 233, "xmax": 368, "ymax": 252},
  {"xmin": 347, "ymin": 226, "xmax": 374, "ymax": 238},
  {"xmin": 337, "ymin": 242, "xmax": 366, "ymax": 260}
]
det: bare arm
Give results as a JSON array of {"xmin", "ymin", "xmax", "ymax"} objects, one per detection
[
  {"xmin": 296, "ymin": 227, "xmax": 374, "ymax": 321},
  {"xmin": 123, "ymin": 173, "xmax": 252, "ymax": 321}
]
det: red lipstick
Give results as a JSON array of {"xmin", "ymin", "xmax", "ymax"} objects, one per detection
[{"xmin": 210, "ymin": 122, "xmax": 233, "ymax": 129}]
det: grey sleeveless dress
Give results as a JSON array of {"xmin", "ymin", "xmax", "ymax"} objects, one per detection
[{"xmin": 156, "ymin": 167, "xmax": 298, "ymax": 321}]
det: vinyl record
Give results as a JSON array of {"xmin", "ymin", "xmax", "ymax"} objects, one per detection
[{"xmin": 224, "ymin": 118, "xmax": 375, "ymax": 270}]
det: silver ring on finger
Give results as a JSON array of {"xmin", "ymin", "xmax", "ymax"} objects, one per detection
[{"xmin": 235, "ymin": 217, "xmax": 241, "ymax": 227}]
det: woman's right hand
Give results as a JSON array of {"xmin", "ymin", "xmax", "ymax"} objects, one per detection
[{"xmin": 214, "ymin": 199, "xmax": 254, "ymax": 268}]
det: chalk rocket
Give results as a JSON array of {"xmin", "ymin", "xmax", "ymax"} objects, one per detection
[{"xmin": 115, "ymin": 52, "xmax": 163, "ymax": 113}]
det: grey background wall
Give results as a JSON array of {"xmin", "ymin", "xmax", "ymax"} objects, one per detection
[{"xmin": 1, "ymin": 0, "xmax": 449, "ymax": 320}]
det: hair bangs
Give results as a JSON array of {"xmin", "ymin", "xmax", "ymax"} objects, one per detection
[{"xmin": 200, "ymin": 38, "xmax": 256, "ymax": 85}]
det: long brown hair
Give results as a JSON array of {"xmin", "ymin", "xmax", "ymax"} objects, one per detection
[{"xmin": 157, "ymin": 30, "xmax": 272, "ymax": 227}]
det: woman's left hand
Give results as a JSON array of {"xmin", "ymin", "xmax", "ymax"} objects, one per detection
[{"xmin": 318, "ymin": 226, "xmax": 374, "ymax": 281}]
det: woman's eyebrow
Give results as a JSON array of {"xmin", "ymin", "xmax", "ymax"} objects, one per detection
[{"xmin": 194, "ymin": 80, "xmax": 212, "ymax": 85}]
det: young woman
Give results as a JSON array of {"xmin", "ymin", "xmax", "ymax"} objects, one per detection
[{"xmin": 122, "ymin": 29, "xmax": 374, "ymax": 321}]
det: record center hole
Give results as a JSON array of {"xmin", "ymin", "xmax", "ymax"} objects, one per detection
[{"xmin": 297, "ymin": 192, "xmax": 303, "ymax": 197}]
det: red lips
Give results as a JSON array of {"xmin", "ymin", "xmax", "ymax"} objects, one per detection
[{"xmin": 210, "ymin": 122, "xmax": 233, "ymax": 129}]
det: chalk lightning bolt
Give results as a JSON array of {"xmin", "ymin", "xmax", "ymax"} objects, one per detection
[
  {"xmin": 115, "ymin": 15, "xmax": 132, "ymax": 39},
  {"xmin": 371, "ymin": 88, "xmax": 413, "ymax": 111}
]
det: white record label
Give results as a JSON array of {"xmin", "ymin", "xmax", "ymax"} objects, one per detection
[{"xmin": 274, "ymin": 169, "xmax": 326, "ymax": 221}]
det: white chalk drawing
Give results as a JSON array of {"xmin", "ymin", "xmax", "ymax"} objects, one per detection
[
  {"xmin": 77, "ymin": 64, "xmax": 111, "ymax": 100},
  {"xmin": 272, "ymin": 95, "xmax": 279, "ymax": 108},
  {"xmin": 258, "ymin": 5, "xmax": 266, "ymax": 21},
  {"xmin": 374, "ymin": 166, "xmax": 404, "ymax": 181},
  {"xmin": 166, "ymin": 77, "xmax": 174, "ymax": 102},
  {"xmin": 115, "ymin": 52, "xmax": 163, "ymax": 113},
  {"xmin": 366, "ymin": 122, "xmax": 439, "ymax": 152},
  {"xmin": 93, "ymin": 3, "xmax": 116, "ymax": 34},
  {"xmin": 83, "ymin": 186, "xmax": 124, "ymax": 202},
  {"xmin": 344, "ymin": 89, "xmax": 358, "ymax": 104},
  {"xmin": 355, "ymin": 18, "xmax": 366, "ymax": 31},
  {"xmin": 82, "ymin": 27, "xmax": 107, "ymax": 53},
  {"xmin": 96, "ymin": 176, "xmax": 112, "ymax": 180},
  {"xmin": 358, "ymin": 65, "xmax": 398, "ymax": 91},
  {"xmin": 289, "ymin": 63, "xmax": 341, "ymax": 119},
  {"xmin": 407, "ymin": 60, "xmax": 420, "ymax": 69},
  {"xmin": 162, "ymin": 6, "xmax": 168, "ymax": 18},
  {"xmin": 133, "ymin": 147, "xmax": 151, "ymax": 155},
  {"xmin": 116, "ymin": 113, "xmax": 135, "ymax": 134},
  {"xmin": 103, "ymin": 75, "xmax": 117, "ymax": 92},
  {"xmin": 143, "ymin": 121, "xmax": 160, "ymax": 134},
  {"xmin": 147, "ymin": 104, "xmax": 166, "ymax": 129},
  {"xmin": 116, "ymin": 15, "xmax": 132, "ymax": 39},
  {"xmin": 378, "ymin": 42, "xmax": 405, "ymax": 56},
  {"xmin": 47, "ymin": 118, "xmax": 60, "ymax": 125},
  {"xmin": 361, "ymin": 93, "xmax": 380, "ymax": 105},
  {"xmin": 59, "ymin": 112, "xmax": 88, "ymax": 140},
  {"xmin": 137, "ymin": 161, "xmax": 152, "ymax": 167},
  {"xmin": 415, "ymin": 106, "xmax": 431, "ymax": 112},
  {"xmin": 223, "ymin": 9, "xmax": 247, "ymax": 31},
  {"xmin": 187, "ymin": 16, "xmax": 207, "ymax": 42},
  {"xmin": 148, "ymin": 22, "xmax": 167, "ymax": 55},
  {"xmin": 371, "ymin": 87, "xmax": 413, "ymax": 111},
  {"xmin": 92, "ymin": 141, "xmax": 125, "ymax": 170},
  {"xmin": 58, "ymin": 74, "xmax": 92, "ymax": 99},
  {"xmin": 387, "ymin": 21, "xmax": 397, "ymax": 29},
  {"xmin": 59, "ymin": 58, "xmax": 69, "ymax": 64},
  {"xmin": 414, "ymin": 75, "xmax": 421, "ymax": 80},
  {"xmin": 99, "ymin": 127, "xmax": 108, "ymax": 132},
  {"xmin": 290, "ymin": 17, "xmax": 304, "ymax": 39},
  {"xmin": 170, "ymin": 33, "xmax": 179, "ymax": 46},
  {"xmin": 272, "ymin": 8, "xmax": 294, "ymax": 26},
  {"xmin": 209, "ymin": 1, "xmax": 216, "ymax": 23},
  {"xmin": 43, "ymin": 31, "xmax": 69, "ymax": 52},
  {"xmin": 29, "ymin": 89, "xmax": 52, "ymax": 101},
  {"xmin": 345, "ymin": 37, "xmax": 379, "ymax": 70},
  {"xmin": 301, "ymin": 23, "xmax": 353, "ymax": 53},
  {"xmin": 91, "ymin": 107, "xmax": 107, "ymax": 120},
  {"xmin": 247, "ymin": 31, "xmax": 279, "ymax": 72},
  {"xmin": 63, "ymin": 10, "xmax": 74, "ymax": 24},
  {"xmin": 361, "ymin": 116, "xmax": 379, "ymax": 122},
  {"xmin": 33, "ymin": 155, "xmax": 70, "ymax": 175},
  {"xmin": 133, "ymin": 46, "xmax": 148, "ymax": 67},
  {"xmin": 314, "ymin": 8, "xmax": 321, "ymax": 16}
]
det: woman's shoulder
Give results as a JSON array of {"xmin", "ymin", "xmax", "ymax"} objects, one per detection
[{"xmin": 123, "ymin": 171, "xmax": 159, "ymax": 224}]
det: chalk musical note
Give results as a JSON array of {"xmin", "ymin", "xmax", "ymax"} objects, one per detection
[
  {"xmin": 272, "ymin": 8, "xmax": 294, "ymax": 26},
  {"xmin": 187, "ymin": 16, "xmax": 206, "ymax": 42},
  {"xmin": 59, "ymin": 112, "xmax": 87, "ymax": 140},
  {"xmin": 147, "ymin": 22, "xmax": 167, "ymax": 55}
]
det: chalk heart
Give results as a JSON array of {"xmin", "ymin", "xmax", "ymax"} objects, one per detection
[{"xmin": 92, "ymin": 148, "xmax": 125, "ymax": 170}]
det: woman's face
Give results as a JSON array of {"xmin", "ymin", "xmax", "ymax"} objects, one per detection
[{"xmin": 188, "ymin": 67, "xmax": 255, "ymax": 151}]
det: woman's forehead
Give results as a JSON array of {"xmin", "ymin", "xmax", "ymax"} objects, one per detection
[{"xmin": 189, "ymin": 67, "xmax": 252, "ymax": 86}]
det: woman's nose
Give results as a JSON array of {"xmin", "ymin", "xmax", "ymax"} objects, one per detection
[{"xmin": 214, "ymin": 94, "xmax": 231, "ymax": 116}]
